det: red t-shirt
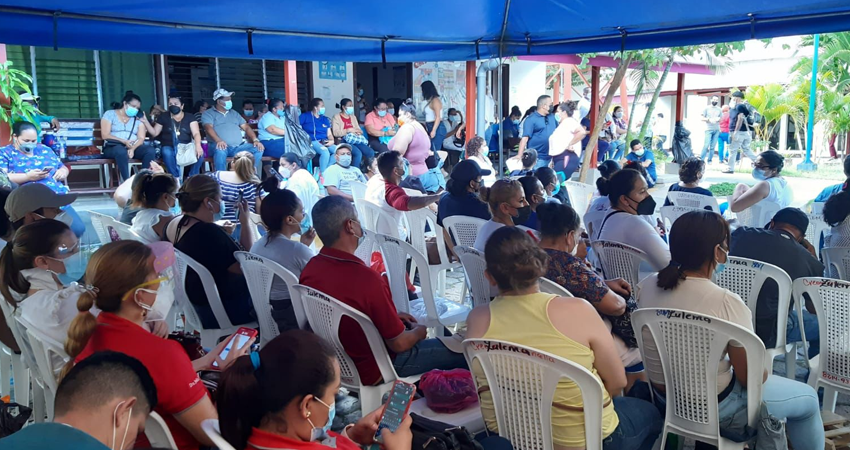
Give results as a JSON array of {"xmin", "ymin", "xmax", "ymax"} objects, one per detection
[
  {"xmin": 299, "ymin": 247, "xmax": 405, "ymax": 385},
  {"xmin": 76, "ymin": 313, "xmax": 208, "ymax": 450},
  {"xmin": 341, "ymin": 115, "xmax": 353, "ymax": 130},
  {"xmin": 384, "ymin": 181, "xmax": 410, "ymax": 211},
  {"xmin": 719, "ymin": 112, "xmax": 731, "ymax": 133},
  {"xmin": 246, "ymin": 428, "xmax": 360, "ymax": 450}
]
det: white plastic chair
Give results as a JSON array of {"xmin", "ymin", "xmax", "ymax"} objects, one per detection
[
  {"xmin": 454, "ymin": 246, "xmax": 491, "ymax": 308},
  {"xmin": 734, "ymin": 200, "xmax": 781, "ymax": 228},
  {"xmin": 463, "ymin": 339, "xmax": 605, "ymax": 450},
  {"xmin": 247, "ymin": 212, "xmax": 264, "ymax": 243},
  {"xmin": 632, "ymin": 308, "xmax": 765, "ymax": 450},
  {"xmin": 88, "ymin": 211, "xmax": 114, "ymax": 245},
  {"xmin": 516, "ymin": 225, "xmax": 540, "ymax": 240},
  {"xmin": 659, "ymin": 205, "xmax": 701, "ymax": 235},
  {"xmin": 235, "ymin": 251, "xmax": 305, "ymax": 344},
  {"xmin": 146, "ymin": 411, "xmax": 178, "ymax": 449},
  {"xmin": 443, "ymin": 215, "xmax": 488, "ymax": 248},
  {"xmin": 565, "ymin": 181, "xmax": 596, "ymax": 220},
  {"xmin": 293, "ymin": 284, "xmax": 422, "ymax": 413},
  {"xmin": 406, "ymin": 208, "xmax": 460, "ymax": 297},
  {"xmin": 794, "ymin": 277, "xmax": 850, "ymax": 411},
  {"xmin": 666, "ymin": 191, "xmax": 720, "ymax": 212},
  {"xmin": 349, "ymin": 179, "xmax": 368, "ymax": 203},
  {"xmin": 375, "ymin": 234, "xmax": 470, "ymax": 329},
  {"xmin": 805, "ymin": 212, "xmax": 829, "ymax": 259},
  {"xmin": 812, "ymin": 202, "xmax": 825, "ymax": 215},
  {"xmin": 13, "ymin": 317, "xmax": 53, "ymax": 422},
  {"xmin": 590, "ymin": 240, "xmax": 648, "ymax": 292},
  {"xmin": 822, "ymin": 247, "xmax": 850, "ymax": 281},
  {"xmin": 202, "ymin": 419, "xmax": 237, "ymax": 450},
  {"xmin": 173, "ymin": 250, "xmax": 258, "ymax": 347},
  {"xmin": 353, "ymin": 228, "xmax": 378, "ymax": 266},
  {"xmin": 539, "ymin": 278, "xmax": 573, "ymax": 297},
  {"xmin": 361, "ymin": 201, "xmax": 401, "ymax": 238},
  {"xmin": 712, "ymin": 256, "xmax": 797, "ymax": 377},
  {"xmin": 21, "ymin": 319, "xmax": 68, "ymax": 420},
  {"xmin": 109, "ymin": 220, "xmax": 145, "ymax": 242},
  {"xmin": 0, "ymin": 297, "xmax": 34, "ymax": 415}
]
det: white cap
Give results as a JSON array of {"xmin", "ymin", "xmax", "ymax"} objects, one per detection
[
  {"xmin": 212, "ymin": 89, "xmax": 234, "ymax": 100},
  {"xmin": 19, "ymin": 93, "xmax": 40, "ymax": 102}
]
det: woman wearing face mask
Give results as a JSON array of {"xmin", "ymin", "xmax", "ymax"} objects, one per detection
[
  {"xmin": 332, "ymin": 98, "xmax": 374, "ymax": 170},
  {"xmin": 364, "ymin": 98, "xmax": 397, "ymax": 155},
  {"xmin": 609, "ymin": 106, "xmax": 628, "ymax": 161},
  {"xmin": 63, "ymin": 240, "xmax": 254, "ymax": 450},
  {"xmin": 217, "ymin": 330, "xmax": 413, "ymax": 450},
  {"xmin": 250, "ymin": 183, "xmax": 316, "ymax": 331},
  {"xmin": 516, "ymin": 175, "xmax": 546, "ymax": 230},
  {"xmin": 388, "ymin": 99, "xmax": 431, "ymax": 176},
  {"xmin": 638, "ymin": 211, "xmax": 823, "ymax": 450},
  {"xmin": 257, "ymin": 98, "xmax": 289, "ymax": 160},
  {"xmin": 102, "ymin": 91, "xmax": 157, "ymax": 182},
  {"xmin": 548, "ymin": 101, "xmax": 587, "ymax": 181},
  {"xmin": 533, "ymin": 166, "xmax": 566, "ymax": 204},
  {"xmin": 129, "ymin": 172, "xmax": 179, "ymax": 243},
  {"xmin": 299, "ymin": 98, "xmax": 335, "ymax": 174},
  {"xmin": 472, "ymin": 179, "xmax": 528, "ymax": 252},
  {"xmin": 148, "ymin": 95, "xmax": 205, "ymax": 179},
  {"xmin": 441, "ymin": 108, "xmax": 467, "ymax": 169},
  {"xmin": 420, "ymin": 81, "xmax": 446, "ymax": 153},
  {"xmin": 278, "ymin": 153, "xmax": 321, "ymax": 223},
  {"xmin": 212, "ymin": 152, "xmax": 261, "ymax": 239},
  {"xmin": 465, "ymin": 136, "xmax": 497, "ymax": 186},
  {"xmin": 596, "ymin": 169, "xmax": 670, "ymax": 271},
  {"xmin": 165, "ymin": 175, "xmax": 255, "ymax": 329},
  {"xmin": 729, "ymin": 150, "xmax": 793, "ymax": 214}
]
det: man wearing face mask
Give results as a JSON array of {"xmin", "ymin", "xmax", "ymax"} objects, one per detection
[
  {"xmin": 258, "ymin": 98, "xmax": 289, "ymax": 159},
  {"xmin": 16, "ymin": 92, "xmax": 61, "ymax": 135},
  {"xmin": 322, "ymin": 144, "xmax": 366, "ymax": 202},
  {"xmin": 722, "ymin": 91, "xmax": 758, "ymax": 174},
  {"xmin": 240, "ymin": 99, "xmax": 257, "ymax": 123},
  {"xmin": 201, "ymin": 89, "xmax": 265, "ymax": 175},
  {"xmin": 0, "ymin": 351, "xmax": 157, "ymax": 450},
  {"xmin": 624, "ymin": 139, "xmax": 657, "ymax": 188},
  {"xmin": 519, "ymin": 95, "xmax": 557, "ymax": 169},
  {"xmin": 6, "ymin": 182, "xmax": 85, "ymax": 237},
  {"xmin": 699, "ymin": 95, "xmax": 723, "ymax": 163},
  {"xmin": 369, "ymin": 151, "xmax": 441, "ymax": 240}
]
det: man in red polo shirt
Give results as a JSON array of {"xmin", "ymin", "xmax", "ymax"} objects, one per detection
[
  {"xmin": 378, "ymin": 150, "xmax": 442, "ymax": 214},
  {"xmin": 300, "ymin": 196, "xmax": 467, "ymax": 385}
]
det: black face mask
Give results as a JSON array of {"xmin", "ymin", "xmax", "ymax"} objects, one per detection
[
  {"xmin": 628, "ymin": 195, "xmax": 656, "ymax": 216},
  {"xmin": 515, "ymin": 206, "xmax": 532, "ymax": 224},
  {"xmin": 168, "ymin": 105, "xmax": 182, "ymax": 115},
  {"xmin": 711, "ymin": 101, "xmax": 718, "ymax": 106}
]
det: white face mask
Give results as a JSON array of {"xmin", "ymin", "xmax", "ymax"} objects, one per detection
[
  {"xmin": 134, "ymin": 278, "xmax": 175, "ymax": 322},
  {"xmin": 111, "ymin": 401, "xmax": 133, "ymax": 450},
  {"xmin": 568, "ymin": 231, "xmax": 579, "ymax": 256}
]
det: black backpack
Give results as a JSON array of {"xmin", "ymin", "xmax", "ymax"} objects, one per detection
[
  {"xmin": 410, "ymin": 413, "xmax": 484, "ymax": 450},
  {"xmin": 746, "ymin": 104, "xmax": 762, "ymax": 129}
]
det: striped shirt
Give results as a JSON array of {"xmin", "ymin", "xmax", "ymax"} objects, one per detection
[{"xmin": 211, "ymin": 171, "xmax": 258, "ymax": 221}]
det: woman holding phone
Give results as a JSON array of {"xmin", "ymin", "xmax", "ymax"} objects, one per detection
[
  {"xmin": 63, "ymin": 240, "xmax": 253, "ymax": 450},
  {"xmin": 0, "ymin": 121, "xmax": 85, "ymax": 237}
]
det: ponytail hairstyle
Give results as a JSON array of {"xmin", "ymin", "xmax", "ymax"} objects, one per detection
[
  {"xmin": 484, "ymin": 227, "xmax": 549, "ymax": 293},
  {"xmin": 62, "ymin": 241, "xmax": 154, "ymax": 378},
  {"xmin": 759, "ymin": 150, "xmax": 785, "ymax": 174},
  {"xmin": 260, "ymin": 186, "xmax": 301, "ymax": 245},
  {"xmin": 521, "ymin": 149, "xmax": 538, "ymax": 169},
  {"xmin": 232, "ymin": 151, "xmax": 260, "ymax": 184},
  {"xmin": 336, "ymin": 98, "xmax": 352, "ymax": 112},
  {"xmin": 479, "ymin": 179, "xmax": 523, "ymax": 217},
  {"xmin": 596, "ymin": 160, "xmax": 621, "ymax": 196},
  {"xmin": 556, "ymin": 101, "xmax": 578, "ymax": 118},
  {"xmin": 217, "ymin": 330, "xmax": 337, "ymax": 450},
  {"xmin": 824, "ymin": 189, "xmax": 850, "ymax": 227},
  {"xmin": 177, "ymin": 175, "xmax": 221, "ymax": 213},
  {"xmin": 111, "ymin": 91, "xmax": 141, "ymax": 110},
  {"xmin": 130, "ymin": 172, "xmax": 178, "ymax": 209},
  {"xmin": 0, "ymin": 219, "xmax": 71, "ymax": 309},
  {"xmin": 656, "ymin": 210, "xmax": 729, "ymax": 290},
  {"xmin": 509, "ymin": 105, "xmax": 522, "ymax": 119}
]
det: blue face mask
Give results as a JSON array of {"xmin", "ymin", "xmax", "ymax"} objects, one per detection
[
  {"xmin": 300, "ymin": 215, "xmax": 312, "ymax": 235},
  {"xmin": 48, "ymin": 252, "xmax": 89, "ymax": 286},
  {"xmin": 125, "ymin": 106, "xmax": 139, "ymax": 117},
  {"xmin": 512, "ymin": 119, "xmax": 520, "ymax": 125},
  {"xmin": 554, "ymin": 113, "xmax": 561, "ymax": 123},
  {"xmin": 318, "ymin": 107, "xmax": 326, "ymax": 115},
  {"xmin": 338, "ymin": 154, "xmax": 352, "ymax": 168},
  {"xmin": 308, "ymin": 398, "xmax": 336, "ymax": 441},
  {"xmin": 388, "ymin": 108, "xmax": 395, "ymax": 116},
  {"xmin": 752, "ymin": 168, "xmax": 768, "ymax": 180},
  {"xmin": 378, "ymin": 110, "xmax": 387, "ymax": 117},
  {"xmin": 243, "ymin": 109, "xmax": 254, "ymax": 117},
  {"xmin": 276, "ymin": 109, "xmax": 285, "ymax": 118},
  {"xmin": 20, "ymin": 142, "xmax": 37, "ymax": 153},
  {"xmin": 223, "ymin": 100, "xmax": 233, "ymax": 111},
  {"xmin": 345, "ymin": 107, "xmax": 355, "ymax": 115},
  {"xmin": 210, "ymin": 200, "xmax": 225, "ymax": 221},
  {"xmin": 714, "ymin": 247, "xmax": 728, "ymax": 275},
  {"xmin": 551, "ymin": 181, "xmax": 561, "ymax": 196}
]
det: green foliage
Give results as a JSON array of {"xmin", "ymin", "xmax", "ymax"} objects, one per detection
[
  {"xmin": 0, "ymin": 61, "xmax": 37, "ymax": 129},
  {"xmin": 708, "ymin": 182, "xmax": 742, "ymax": 197},
  {"xmin": 744, "ymin": 84, "xmax": 807, "ymax": 143}
]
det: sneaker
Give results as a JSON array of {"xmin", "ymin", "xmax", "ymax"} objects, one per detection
[{"xmin": 721, "ymin": 168, "xmax": 734, "ymax": 174}]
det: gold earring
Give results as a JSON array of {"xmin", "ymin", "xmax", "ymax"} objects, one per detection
[{"xmin": 306, "ymin": 411, "xmax": 311, "ymax": 418}]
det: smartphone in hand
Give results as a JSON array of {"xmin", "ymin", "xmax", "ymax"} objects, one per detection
[
  {"xmin": 212, "ymin": 327, "xmax": 258, "ymax": 368},
  {"xmin": 374, "ymin": 381, "xmax": 416, "ymax": 442}
]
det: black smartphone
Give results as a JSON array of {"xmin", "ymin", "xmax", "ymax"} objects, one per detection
[{"xmin": 374, "ymin": 381, "xmax": 416, "ymax": 442}]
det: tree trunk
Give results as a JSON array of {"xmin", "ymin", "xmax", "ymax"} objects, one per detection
[
  {"xmin": 638, "ymin": 53, "xmax": 674, "ymax": 142},
  {"xmin": 578, "ymin": 56, "xmax": 633, "ymax": 183},
  {"xmin": 625, "ymin": 66, "xmax": 646, "ymax": 143}
]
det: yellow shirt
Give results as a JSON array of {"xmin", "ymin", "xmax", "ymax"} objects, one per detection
[{"xmin": 474, "ymin": 292, "xmax": 618, "ymax": 447}]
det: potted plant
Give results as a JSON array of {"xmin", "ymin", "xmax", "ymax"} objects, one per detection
[{"xmin": 0, "ymin": 61, "xmax": 37, "ymax": 143}]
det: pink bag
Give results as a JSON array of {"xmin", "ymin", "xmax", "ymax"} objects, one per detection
[{"xmin": 419, "ymin": 369, "xmax": 478, "ymax": 413}]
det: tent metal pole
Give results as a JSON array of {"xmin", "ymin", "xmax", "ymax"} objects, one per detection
[
  {"xmin": 498, "ymin": 59, "xmax": 504, "ymax": 175},
  {"xmin": 261, "ymin": 59, "xmax": 268, "ymax": 100},
  {"xmin": 94, "ymin": 50, "xmax": 103, "ymax": 117},
  {"xmin": 159, "ymin": 54, "xmax": 167, "ymax": 106},
  {"xmin": 215, "ymin": 57, "xmax": 221, "ymax": 89},
  {"xmin": 29, "ymin": 46, "xmax": 37, "ymax": 96},
  {"xmin": 798, "ymin": 33, "xmax": 819, "ymax": 171}
]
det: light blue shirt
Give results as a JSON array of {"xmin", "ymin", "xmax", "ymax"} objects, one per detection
[{"xmin": 258, "ymin": 111, "xmax": 286, "ymax": 141}]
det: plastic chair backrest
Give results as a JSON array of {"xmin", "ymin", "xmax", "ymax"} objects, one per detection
[
  {"xmin": 293, "ymin": 284, "xmax": 399, "ymax": 391},
  {"xmin": 361, "ymin": 201, "xmax": 400, "ymax": 239},
  {"xmin": 806, "ymin": 212, "xmax": 829, "ymax": 258},
  {"xmin": 87, "ymin": 211, "xmax": 114, "ymax": 245},
  {"xmin": 659, "ymin": 205, "xmax": 701, "ymax": 234},
  {"xmin": 794, "ymin": 277, "xmax": 850, "ymax": 393},
  {"xmin": 174, "ymin": 250, "xmax": 232, "ymax": 329},
  {"xmin": 735, "ymin": 200, "xmax": 781, "ymax": 228},
  {"xmin": 145, "ymin": 411, "xmax": 178, "ymax": 449},
  {"xmin": 565, "ymin": 181, "xmax": 596, "ymax": 218},
  {"xmin": 247, "ymin": 212, "xmax": 264, "ymax": 243},
  {"xmin": 406, "ymin": 208, "xmax": 452, "ymax": 267},
  {"xmin": 0, "ymin": 297, "xmax": 39, "ymax": 378},
  {"xmin": 375, "ymin": 233, "xmax": 440, "ymax": 321},
  {"xmin": 812, "ymin": 202, "xmax": 825, "ymax": 215},
  {"xmin": 539, "ymin": 278, "xmax": 573, "ymax": 297},
  {"xmin": 632, "ymin": 308, "xmax": 764, "ymax": 447},
  {"xmin": 517, "ymin": 225, "xmax": 540, "ymax": 240},
  {"xmin": 443, "ymin": 215, "xmax": 488, "ymax": 248},
  {"xmin": 590, "ymin": 240, "xmax": 647, "ymax": 292},
  {"xmin": 666, "ymin": 192, "xmax": 720, "ymax": 212},
  {"xmin": 823, "ymin": 247, "xmax": 850, "ymax": 281},
  {"xmin": 234, "ymin": 251, "xmax": 297, "ymax": 343},
  {"xmin": 353, "ymin": 228, "xmax": 378, "ymax": 266},
  {"xmin": 454, "ymin": 245, "xmax": 490, "ymax": 307},
  {"xmin": 463, "ymin": 339, "xmax": 604, "ymax": 450},
  {"xmin": 712, "ymin": 256, "xmax": 792, "ymax": 352},
  {"xmin": 21, "ymin": 320, "xmax": 67, "ymax": 395},
  {"xmin": 350, "ymin": 180, "xmax": 368, "ymax": 202},
  {"xmin": 109, "ymin": 220, "xmax": 144, "ymax": 242},
  {"xmin": 201, "ymin": 419, "xmax": 237, "ymax": 450}
]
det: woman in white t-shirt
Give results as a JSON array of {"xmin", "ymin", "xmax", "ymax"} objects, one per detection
[
  {"xmin": 729, "ymin": 150, "xmax": 793, "ymax": 214},
  {"xmin": 250, "ymin": 183, "xmax": 316, "ymax": 331},
  {"xmin": 465, "ymin": 136, "xmax": 497, "ymax": 186},
  {"xmin": 473, "ymin": 179, "xmax": 528, "ymax": 252},
  {"xmin": 279, "ymin": 152, "xmax": 322, "ymax": 223},
  {"xmin": 596, "ymin": 169, "xmax": 670, "ymax": 271},
  {"xmin": 130, "ymin": 172, "xmax": 179, "ymax": 243},
  {"xmin": 549, "ymin": 101, "xmax": 587, "ymax": 180},
  {"xmin": 637, "ymin": 210, "xmax": 823, "ymax": 450}
]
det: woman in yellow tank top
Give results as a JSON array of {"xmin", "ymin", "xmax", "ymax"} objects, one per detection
[{"xmin": 465, "ymin": 227, "xmax": 661, "ymax": 450}]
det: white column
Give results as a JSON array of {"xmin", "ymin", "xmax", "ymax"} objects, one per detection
[
  {"xmin": 29, "ymin": 46, "xmax": 37, "ymax": 96},
  {"xmin": 261, "ymin": 59, "xmax": 268, "ymax": 99},
  {"xmin": 215, "ymin": 57, "xmax": 221, "ymax": 89},
  {"xmin": 159, "ymin": 54, "xmax": 167, "ymax": 105},
  {"xmin": 94, "ymin": 50, "xmax": 104, "ymax": 117},
  {"xmin": 779, "ymin": 114, "xmax": 788, "ymax": 152}
]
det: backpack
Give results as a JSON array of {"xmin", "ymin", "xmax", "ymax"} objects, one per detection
[
  {"xmin": 410, "ymin": 413, "xmax": 484, "ymax": 450},
  {"xmin": 746, "ymin": 104, "xmax": 762, "ymax": 129}
]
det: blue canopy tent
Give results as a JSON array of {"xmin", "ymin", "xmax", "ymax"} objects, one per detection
[{"xmin": 0, "ymin": 1, "xmax": 849, "ymax": 61}]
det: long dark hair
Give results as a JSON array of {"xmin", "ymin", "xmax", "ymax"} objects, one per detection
[
  {"xmin": 0, "ymin": 219, "xmax": 70, "ymax": 308},
  {"xmin": 657, "ymin": 211, "xmax": 729, "ymax": 290},
  {"xmin": 111, "ymin": 91, "xmax": 141, "ymax": 110},
  {"xmin": 596, "ymin": 160, "xmax": 621, "ymax": 196},
  {"xmin": 607, "ymin": 169, "xmax": 643, "ymax": 208},
  {"xmin": 537, "ymin": 202, "xmax": 581, "ymax": 239},
  {"xmin": 258, "ymin": 179, "xmax": 302, "ymax": 244},
  {"xmin": 421, "ymin": 80, "xmax": 439, "ymax": 101},
  {"xmin": 217, "ymin": 331, "xmax": 337, "ymax": 450}
]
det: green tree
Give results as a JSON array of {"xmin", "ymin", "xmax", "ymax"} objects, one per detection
[
  {"xmin": 0, "ymin": 61, "xmax": 37, "ymax": 131},
  {"xmin": 744, "ymin": 83, "xmax": 806, "ymax": 143}
]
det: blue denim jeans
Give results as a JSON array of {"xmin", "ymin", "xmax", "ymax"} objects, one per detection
[
  {"xmin": 718, "ymin": 132, "xmax": 730, "ymax": 161},
  {"xmin": 348, "ymin": 141, "xmax": 375, "ymax": 170},
  {"xmin": 213, "ymin": 142, "xmax": 263, "ymax": 173},
  {"xmin": 260, "ymin": 138, "xmax": 288, "ymax": 159},
  {"xmin": 787, "ymin": 309, "xmax": 820, "ymax": 358},
  {"xmin": 718, "ymin": 376, "xmax": 823, "ymax": 450},
  {"xmin": 608, "ymin": 140, "xmax": 626, "ymax": 161},
  {"xmin": 534, "ymin": 154, "xmax": 551, "ymax": 169},
  {"xmin": 701, "ymin": 129, "xmax": 720, "ymax": 161},
  {"xmin": 310, "ymin": 141, "xmax": 336, "ymax": 174},
  {"xmin": 603, "ymin": 397, "xmax": 663, "ymax": 450},
  {"xmin": 392, "ymin": 338, "xmax": 468, "ymax": 377},
  {"xmin": 160, "ymin": 145, "xmax": 204, "ymax": 179}
]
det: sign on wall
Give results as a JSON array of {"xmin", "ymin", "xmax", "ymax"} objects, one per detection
[
  {"xmin": 319, "ymin": 61, "xmax": 347, "ymax": 80},
  {"xmin": 412, "ymin": 61, "xmax": 467, "ymax": 119}
]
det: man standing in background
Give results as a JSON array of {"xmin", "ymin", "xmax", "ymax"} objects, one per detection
[{"xmin": 700, "ymin": 95, "xmax": 722, "ymax": 163}]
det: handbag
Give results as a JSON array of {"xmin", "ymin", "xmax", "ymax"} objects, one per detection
[
  {"xmin": 343, "ymin": 132, "xmax": 368, "ymax": 146},
  {"xmin": 176, "ymin": 142, "xmax": 198, "ymax": 167},
  {"xmin": 410, "ymin": 413, "xmax": 483, "ymax": 450}
]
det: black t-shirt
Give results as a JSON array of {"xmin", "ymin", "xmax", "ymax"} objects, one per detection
[
  {"xmin": 729, "ymin": 227, "xmax": 824, "ymax": 347},
  {"xmin": 156, "ymin": 113, "xmax": 196, "ymax": 147},
  {"xmin": 730, "ymin": 104, "xmax": 750, "ymax": 132},
  {"xmin": 663, "ymin": 183, "xmax": 715, "ymax": 207}
]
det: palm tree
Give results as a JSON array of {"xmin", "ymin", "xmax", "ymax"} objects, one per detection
[{"xmin": 744, "ymin": 84, "xmax": 806, "ymax": 144}]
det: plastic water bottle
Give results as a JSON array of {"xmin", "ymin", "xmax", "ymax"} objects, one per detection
[{"xmin": 58, "ymin": 136, "xmax": 67, "ymax": 160}]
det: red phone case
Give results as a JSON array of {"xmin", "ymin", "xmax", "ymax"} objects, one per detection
[{"xmin": 213, "ymin": 327, "xmax": 257, "ymax": 367}]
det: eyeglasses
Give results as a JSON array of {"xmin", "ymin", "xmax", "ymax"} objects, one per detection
[{"xmin": 751, "ymin": 162, "xmax": 770, "ymax": 170}]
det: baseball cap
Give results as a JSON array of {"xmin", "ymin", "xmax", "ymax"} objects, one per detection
[
  {"xmin": 6, "ymin": 183, "xmax": 78, "ymax": 223},
  {"xmin": 772, "ymin": 207, "xmax": 809, "ymax": 235},
  {"xmin": 212, "ymin": 89, "xmax": 234, "ymax": 100},
  {"xmin": 451, "ymin": 160, "xmax": 491, "ymax": 182},
  {"xmin": 19, "ymin": 93, "xmax": 40, "ymax": 102}
]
